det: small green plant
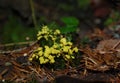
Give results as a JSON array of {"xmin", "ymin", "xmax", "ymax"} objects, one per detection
[
  {"xmin": 104, "ymin": 11, "xmax": 120, "ymax": 27},
  {"xmin": 29, "ymin": 26, "xmax": 78, "ymax": 64},
  {"xmin": 60, "ymin": 16, "xmax": 79, "ymax": 34}
]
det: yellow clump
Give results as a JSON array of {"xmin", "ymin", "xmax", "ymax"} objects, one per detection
[
  {"xmin": 48, "ymin": 55, "xmax": 54, "ymax": 60},
  {"xmin": 53, "ymin": 43, "xmax": 58, "ymax": 48},
  {"xmin": 51, "ymin": 47, "xmax": 59, "ymax": 54},
  {"xmin": 60, "ymin": 38, "xmax": 67, "ymax": 45},
  {"xmin": 67, "ymin": 42, "xmax": 73, "ymax": 45},
  {"xmin": 50, "ymin": 58, "xmax": 55, "ymax": 63},
  {"xmin": 37, "ymin": 47, "xmax": 43, "ymax": 51},
  {"xmin": 50, "ymin": 35, "xmax": 56, "ymax": 41},
  {"xmin": 44, "ymin": 46, "xmax": 51, "ymax": 54},
  {"xmin": 41, "ymin": 26, "xmax": 50, "ymax": 34},
  {"xmin": 37, "ymin": 35, "xmax": 42, "ymax": 40},
  {"xmin": 43, "ymin": 35, "xmax": 48, "ymax": 40},
  {"xmin": 65, "ymin": 55, "xmax": 71, "ymax": 59},
  {"xmin": 29, "ymin": 26, "xmax": 79, "ymax": 65},
  {"xmin": 37, "ymin": 26, "xmax": 51, "ymax": 40},
  {"xmin": 35, "ymin": 55, "xmax": 38, "ymax": 59},
  {"xmin": 31, "ymin": 54, "xmax": 36, "ymax": 58},
  {"xmin": 62, "ymin": 46, "xmax": 70, "ymax": 52},
  {"xmin": 68, "ymin": 49, "xmax": 73, "ymax": 55},
  {"xmin": 71, "ymin": 56, "xmax": 75, "ymax": 59},
  {"xmin": 29, "ymin": 58, "xmax": 33, "ymax": 61},
  {"xmin": 73, "ymin": 47, "xmax": 78, "ymax": 52},
  {"xmin": 44, "ymin": 52, "xmax": 49, "ymax": 57},
  {"xmin": 39, "ymin": 57, "xmax": 45, "ymax": 64},
  {"xmin": 54, "ymin": 29, "xmax": 60, "ymax": 35},
  {"xmin": 38, "ymin": 51, "xmax": 43, "ymax": 56},
  {"xmin": 44, "ymin": 59, "xmax": 49, "ymax": 63}
]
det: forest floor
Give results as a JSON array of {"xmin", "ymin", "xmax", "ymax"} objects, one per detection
[{"xmin": 0, "ymin": 0, "xmax": 120, "ymax": 83}]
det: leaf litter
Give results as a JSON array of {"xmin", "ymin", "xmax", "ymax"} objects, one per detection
[{"xmin": 0, "ymin": 29, "xmax": 120, "ymax": 83}]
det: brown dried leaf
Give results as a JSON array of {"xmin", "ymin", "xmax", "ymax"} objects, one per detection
[
  {"xmin": 96, "ymin": 39, "xmax": 120, "ymax": 51},
  {"xmin": 81, "ymin": 40, "xmax": 120, "ymax": 72}
]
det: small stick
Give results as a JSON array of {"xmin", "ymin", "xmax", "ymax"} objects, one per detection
[
  {"xmin": 0, "ymin": 41, "xmax": 34, "ymax": 47},
  {"xmin": 112, "ymin": 40, "xmax": 120, "ymax": 49},
  {"xmin": 0, "ymin": 41, "xmax": 38, "ymax": 54}
]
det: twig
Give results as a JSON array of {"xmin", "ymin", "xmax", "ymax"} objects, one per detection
[
  {"xmin": 112, "ymin": 40, "xmax": 120, "ymax": 49},
  {"xmin": 0, "ymin": 41, "xmax": 34, "ymax": 47},
  {"xmin": 85, "ymin": 57, "xmax": 97, "ymax": 65},
  {"xmin": 29, "ymin": 66, "xmax": 42, "ymax": 78},
  {"xmin": 0, "ymin": 41, "xmax": 38, "ymax": 54}
]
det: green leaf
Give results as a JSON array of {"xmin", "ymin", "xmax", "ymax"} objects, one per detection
[
  {"xmin": 104, "ymin": 18, "xmax": 113, "ymax": 26},
  {"xmin": 77, "ymin": 0, "xmax": 90, "ymax": 8},
  {"xmin": 60, "ymin": 16, "xmax": 79, "ymax": 34},
  {"xmin": 61, "ymin": 16, "xmax": 79, "ymax": 26},
  {"xmin": 60, "ymin": 25, "xmax": 77, "ymax": 34}
]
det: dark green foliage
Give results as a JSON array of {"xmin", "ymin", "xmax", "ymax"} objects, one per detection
[
  {"xmin": 77, "ymin": 0, "xmax": 90, "ymax": 8},
  {"xmin": 2, "ymin": 15, "xmax": 37, "ymax": 43},
  {"xmin": 104, "ymin": 11, "xmax": 120, "ymax": 27},
  {"xmin": 60, "ymin": 16, "xmax": 79, "ymax": 34},
  {"xmin": 58, "ymin": 3, "xmax": 74, "ymax": 11}
]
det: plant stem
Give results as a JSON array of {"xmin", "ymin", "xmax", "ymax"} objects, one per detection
[{"xmin": 29, "ymin": 0, "xmax": 38, "ymax": 30}]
